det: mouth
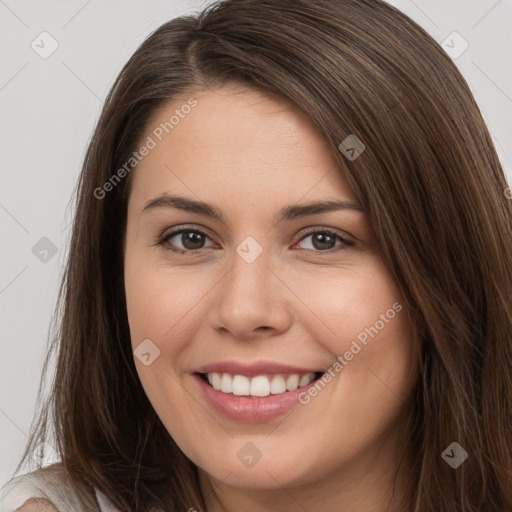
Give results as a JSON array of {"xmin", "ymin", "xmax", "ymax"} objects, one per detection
[
  {"xmin": 196, "ymin": 371, "xmax": 324, "ymax": 398},
  {"xmin": 192, "ymin": 361, "xmax": 328, "ymax": 422}
]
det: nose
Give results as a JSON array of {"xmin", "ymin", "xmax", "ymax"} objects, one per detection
[{"xmin": 209, "ymin": 244, "xmax": 293, "ymax": 341}]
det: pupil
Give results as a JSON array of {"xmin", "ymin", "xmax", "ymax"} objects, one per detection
[
  {"xmin": 183, "ymin": 232, "xmax": 204, "ymax": 250},
  {"xmin": 313, "ymin": 233, "xmax": 335, "ymax": 250}
]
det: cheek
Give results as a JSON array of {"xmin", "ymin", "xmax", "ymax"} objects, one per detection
[
  {"xmin": 302, "ymin": 259, "xmax": 418, "ymax": 406},
  {"xmin": 123, "ymin": 263, "xmax": 205, "ymax": 440},
  {"xmin": 297, "ymin": 259, "xmax": 406, "ymax": 347},
  {"xmin": 124, "ymin": 262, "xmax": 208, "ymax": 350}
]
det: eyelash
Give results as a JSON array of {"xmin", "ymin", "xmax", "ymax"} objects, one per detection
[{"xmin": 155, "ymin": 225, "xmax": 354, "ymax": 255}]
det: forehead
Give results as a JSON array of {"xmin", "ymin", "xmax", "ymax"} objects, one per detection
[{"xmin": 128, "ymin": 85, "xmax": 356, "ymax": 207}]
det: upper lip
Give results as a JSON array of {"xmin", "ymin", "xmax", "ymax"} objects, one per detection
[{"xmin": 194, "ymin": 360, "xmax": 323, "ymax": 377}]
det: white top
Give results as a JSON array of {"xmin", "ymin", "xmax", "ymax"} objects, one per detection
[{"xmin": 0, "ymin": 464, "xmax": 121, "ymax": 512}]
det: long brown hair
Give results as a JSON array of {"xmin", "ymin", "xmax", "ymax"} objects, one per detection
[{"xmin": 13, "ymin": 0, "xmax": 512, "ymax": 510}]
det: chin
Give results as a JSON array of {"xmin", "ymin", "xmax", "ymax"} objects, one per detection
[{"xmin": 195, "ymin": 446, "xmax": 320, "ymax": 491}]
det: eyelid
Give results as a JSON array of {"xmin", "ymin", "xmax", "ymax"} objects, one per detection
[
  {"xmin": 295, "ymin": 225, "xmax": 354, "ymax": 244},
  {"xmin": 157, "ymin": 224, "xmax": 354, "ymax": 254},
  {"xmin": 157, "ymin": 223, "xmax": 214, "ymax": 240},
  {"xmin": 156, "ymin": 224, "xmax": 216, "ymax": 252}
]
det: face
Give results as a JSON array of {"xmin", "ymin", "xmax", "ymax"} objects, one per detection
[{"xmin": 124, "ymin": 85, "xmax": 419, "ymax": 494}]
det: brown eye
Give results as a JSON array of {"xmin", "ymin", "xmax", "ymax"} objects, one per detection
[
  {"xmin": 157, "ymin": 227, "xmax": 353, "ymax": 255},
  {"xmin": 295, "ymin": 229, "xmax": 353, "ymax": 252},
  {"xmin": 159, "ymin": 229, "xmax": 214, "ymax": 253}
]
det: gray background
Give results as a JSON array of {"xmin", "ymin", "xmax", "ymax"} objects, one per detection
[{"xmin": 1, "ymin": 0, "xmax": 511, "ymax": 484}]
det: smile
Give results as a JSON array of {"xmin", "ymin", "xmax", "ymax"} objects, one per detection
[
  {"xmin": 201, "ymin": 372, "xmax": 320, "ymax": 397},
  {"xmin": 192, "ymin": 361, "xmax": 326, "ymax": 423}
]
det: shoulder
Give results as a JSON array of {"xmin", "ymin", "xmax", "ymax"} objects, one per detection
[
  {"xmin": 16, "ymin": 497, "xmax": 58, "ymax": 511},
  {"xmin": 0, "ymin": 463, "xmax": 98, "ymax": 512}
]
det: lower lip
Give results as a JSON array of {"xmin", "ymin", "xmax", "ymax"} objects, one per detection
[{"xmin": 193, "ymin": 374, "xmax": 318, "ymax": 423}]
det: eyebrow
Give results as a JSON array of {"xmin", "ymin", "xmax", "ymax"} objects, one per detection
[{"xmin": 142, "ymin": 194, "xmax": 364, "ymax": 223}]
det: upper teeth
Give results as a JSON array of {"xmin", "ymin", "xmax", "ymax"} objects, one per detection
[{"xmin": 206, "ymin": 372, "xmax": 317, "ymax": 397}]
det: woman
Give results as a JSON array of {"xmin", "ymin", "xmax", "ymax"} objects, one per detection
[{"xmin": 1, "ymin": 0, "xmax": 511, "ymax": 510}]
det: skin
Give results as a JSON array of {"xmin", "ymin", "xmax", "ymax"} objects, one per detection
[{"xmin": 124, "ymin": 84, "xmax": 420, "ymax": 512}]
